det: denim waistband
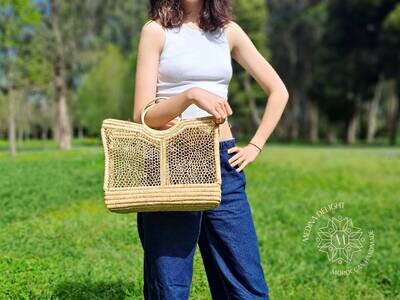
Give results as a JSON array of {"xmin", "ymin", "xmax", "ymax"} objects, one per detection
[{"xmin": 219, "ymin": 137, "xmax": 236, "ymax": 151}]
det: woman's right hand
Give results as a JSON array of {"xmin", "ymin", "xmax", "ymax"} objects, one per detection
[{"xmin": 187, "ymin": 87, "xmax": 233, "ymax": 124}]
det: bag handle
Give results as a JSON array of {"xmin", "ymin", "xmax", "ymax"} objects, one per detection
[{"xmin": 140, "ymin": 96, "xmax": 182, "ymax": 129}]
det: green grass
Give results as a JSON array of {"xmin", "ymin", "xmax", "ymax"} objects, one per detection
[{"xmin": 0, "ymin": 139, "xmax": 399, "ymax": 299}]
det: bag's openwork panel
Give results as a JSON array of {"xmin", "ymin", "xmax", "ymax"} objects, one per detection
[
  {"xmin": 103, "ymin": 128, "xmax": 161, "ymax": 188},
  {"xmin": 166, "ymin": 127, "xmax": 217, "ymax": 185}
]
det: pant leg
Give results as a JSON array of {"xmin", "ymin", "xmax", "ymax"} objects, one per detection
[
  {"xmin": 198, "ymin": 138, "xmax": 270, "ymax": 300},
  {"xmin": 137, "ymin": 210, "xmax": 203, "ymax": 299}
]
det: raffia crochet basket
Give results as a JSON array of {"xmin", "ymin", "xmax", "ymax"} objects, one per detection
[{"xmin": 100, "ymin": 96, "xmax": 222, "ymax": 213}]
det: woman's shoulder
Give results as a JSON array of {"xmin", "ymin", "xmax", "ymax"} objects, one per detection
[
  {"xmin": 139, "ymin": 19, "xmax": 166, "ymax": 55},
  {"xmin": 223, "ymin": 21, "xmax": 245, "ymax": 52},
  {"xmin": 140, "ymin": 19, "xmax": 166, "ymax": 41},
  {"xmin": 223, "ymin": 20, "xmax": 244, "ymax": 35},
  {"xmin": 142, "ymin": 19, "xmax": 165, "ymax": 31}
]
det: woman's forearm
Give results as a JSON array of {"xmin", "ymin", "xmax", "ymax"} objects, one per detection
[
  {"xmin": 250, "ymin": 90, "xmax": 289, "ymax": 149},
  {"xmin": 134, "ymin": 89, "xmax": 195, "ymax": 128}
]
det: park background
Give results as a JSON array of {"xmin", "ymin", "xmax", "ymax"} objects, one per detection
[{"xmin": 1, "ymin": 0, "xmax": 399, "ymax": 299}]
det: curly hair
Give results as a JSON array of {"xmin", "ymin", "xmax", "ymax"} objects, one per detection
[{"xmin": 148, "ymin": 0, "xmax": 236, "ymax": 32}]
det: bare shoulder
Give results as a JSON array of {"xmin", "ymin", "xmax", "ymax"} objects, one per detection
[
  {"xmin": 224, "ymin": 20, "xmax": 243, "ymax": 32},
  {"xmin": 223, "ymin": 21, "xmax": 247, "ymax": 52},
  {"xmin": 141, "ymin": 19, "xmax": 165, "ymax": 36},
  {"xmin": 139, "ymin": 19, "xmax": 165, "ymax": 53}
]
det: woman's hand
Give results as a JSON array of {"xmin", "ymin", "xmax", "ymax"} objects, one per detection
[
  {"xmin": 188, "ymin": 87, "xmax": 233, "ymax": 124},
  {"xmin": 227, "ymin": 144, "xmax": 261, "ymax": 172}
]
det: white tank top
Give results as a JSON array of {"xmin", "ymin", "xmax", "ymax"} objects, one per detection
[{"xmin": 156, "ymin": 23, "xmax": 233, "ymax": 120}]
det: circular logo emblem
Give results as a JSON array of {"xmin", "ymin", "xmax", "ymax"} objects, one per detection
[{"xmin": 316, "ymin": 215, "xmax": 365, "ymax": 264}]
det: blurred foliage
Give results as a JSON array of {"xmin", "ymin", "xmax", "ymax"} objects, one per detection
[
  {"xmin": 76, "ymin": 44, "xmax": 129, "ymax": 135},
  {"xmin": 0, "ymin": 0, "xmax": 43, "ymax": 87},
  {"xmin": 0, "ymin": 0, "xmax": 400, "ymax": 147}
]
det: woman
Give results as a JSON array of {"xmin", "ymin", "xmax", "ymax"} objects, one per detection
[{"xmin": 133, "ymin": 0, "xmax": 289, "ymax": 299}]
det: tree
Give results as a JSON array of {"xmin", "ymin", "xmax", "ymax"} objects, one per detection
[
  {"xmin": 0, "ymin": 0, "xmax": 41, "ymax": 155},
  {"xmin": 382, "ymin": 3, "xmax": 400, "ymax": 145},
  {"xmin": 308, "ymin": 0, "xmax": 398, "ymax": 144},
  {"xmin": 267, "ymin": 0, "xmax": 326, "ymax": 141},
  {"xmin": 77, "ymin": 44, "xmax": 129, "ymax": 135}
]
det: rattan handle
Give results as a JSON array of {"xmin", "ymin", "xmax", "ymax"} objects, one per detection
[{"xmin": 140, "ymin": 96, "xmax": 183, "ymax": 130}]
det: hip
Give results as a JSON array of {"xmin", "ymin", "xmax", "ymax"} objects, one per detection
[
  {"xmin": 219, "ymin": 137, "xmax": 246, "ymax": 190},
  {"xmin": 218, "ymin": 118, "xmax": 234, "ymax": 142}
]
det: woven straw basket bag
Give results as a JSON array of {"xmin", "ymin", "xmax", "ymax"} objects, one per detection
[{"xmin": 100, "ymin": 96, "xmax": 222, "ymax": 213}]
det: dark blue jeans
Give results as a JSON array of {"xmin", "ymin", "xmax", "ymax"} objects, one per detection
[{"xmin": 137, "ymin": 137, "xmax": 269, "ymax": 299}]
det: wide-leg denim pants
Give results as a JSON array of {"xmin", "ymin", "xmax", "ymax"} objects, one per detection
[{"xmin": 137, "ymin": 138, "xmax": 269, "ymax": 299}]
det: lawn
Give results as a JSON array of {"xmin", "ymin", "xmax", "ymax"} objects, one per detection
[{"xmin": 0, "ymin": 139, "xmax": 399, "ymax": 299}]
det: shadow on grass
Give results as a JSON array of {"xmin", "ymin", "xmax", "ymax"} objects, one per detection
[{"xmin": 53, "ymin": 280, "xmax": 141, "ymax": 299}]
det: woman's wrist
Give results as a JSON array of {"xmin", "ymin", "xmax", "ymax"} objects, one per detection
[
  {"xmin": 248, "ymin": 141, "xmax": 263, "ymax": 152},
  {"xmin": 185, "ymin": 87, "xmax": 198, "ymax": 105}
]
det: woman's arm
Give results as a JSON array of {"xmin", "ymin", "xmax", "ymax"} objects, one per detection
[
  {"xmin": 227, "ymin": 21, "xmax": 289, "ymax": 148},
  {"xmin": 132, "ymin": 20, "xmax": 194, "ymax": 128},
  {"xmin": 224, "ymin": 21, "xmax": 289, "ymax": 171}
]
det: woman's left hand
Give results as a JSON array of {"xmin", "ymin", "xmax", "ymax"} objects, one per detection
[{"xmin": 227, "ymin": 144, "xmax": 261, "ymax": 172}]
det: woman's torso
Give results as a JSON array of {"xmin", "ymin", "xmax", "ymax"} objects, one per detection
[{"xmin": 156, "ymin": 22, "xmax": 234, "ymax": 141}]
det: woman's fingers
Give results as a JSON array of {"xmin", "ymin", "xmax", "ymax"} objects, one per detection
[
  {"xmin": 227, "ymin": 146, "xmax": 240, "ymax": 154},
  {"xmin": 224, "ymin": 101, "xmax": 233, "ymax": 115},
  {"xmin": 230, "ymin": 155, "xmax": 246, "ymax": 168},
  {"xmin": 215, "ymin": 106, "xmax": 227, "ymax": 120},
  {"xmin": 211, "ymin": 110, "xmax": 225, "ymax": 124},
  {"xmin": 227, "ymin": 146, "xmax": 244, "ymax": 167},
  {"xmin": 211, "ymin": 101, "xmax": 229, "ymax": 124},
  {"xmin": 236, "ymin": 160, "xmax": 248, "ymax": 172},
  {"xmin": 210, "ymin": 108, "xmax": 222, "ymax": 121}
]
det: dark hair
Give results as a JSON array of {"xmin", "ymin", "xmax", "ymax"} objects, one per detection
[{"xmin": 148, "ymin": 0, "xmax": 235, "ymax": 32}]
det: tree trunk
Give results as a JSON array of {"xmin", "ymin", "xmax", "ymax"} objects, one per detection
[
  {"xmin": 41, "ymin": 128, "xmax": 48, "ymax": 140},
  {"xmin": 8, "ymin": 88, "xmax": 17, "ymax": 156},
  {"xmin": 346, "ymin": 112, "xmax": 359, "ymax": 144},
  {"xmin": 366, "ymin": 80, "xmax": 383, "ymax": 143},
  {"xmin": 243, "ymin": 73, "xmax": 261, "ymax": 126},
  {"xmin": 308, "ymin": 101, "xmax": 319, "ymax": 143},
  {"xmin": 17, "ymin": 128, "xmax": 24, "ymax": 143},
  {"xmin": 387, "ymin": 81, "xmax": 399, "ymax": 146},
  {"xmin": 51, "ymin": 0, "xmax": 71, "ymax": 150},
  {"xmin": 78, "ymin": 126, "xmax": 84, "ymax": 139},
  {"xmin": 53, "ymin": 113, "xmax": 59, "ymax": 142},
  {"xmin": 326, "ymin": 124, "xmax": 337, "ymax": 144}
]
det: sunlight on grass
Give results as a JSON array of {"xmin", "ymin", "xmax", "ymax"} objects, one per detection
[{"xmin": 1, "ymin": 141, "xmax": 399, "ymax": 299}]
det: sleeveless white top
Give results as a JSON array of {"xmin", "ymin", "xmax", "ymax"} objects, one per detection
[{"xmin": 156, "ymin": 23, "xmax": 233, "ymax": 120}]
